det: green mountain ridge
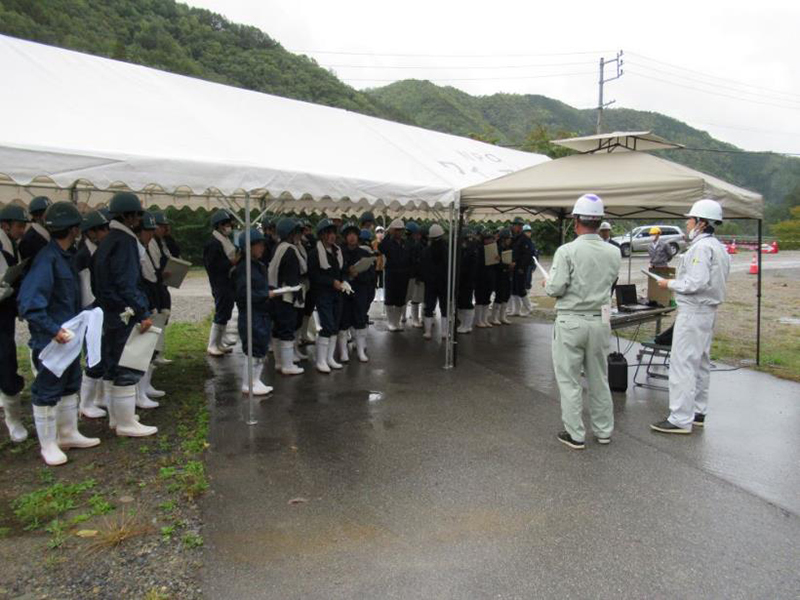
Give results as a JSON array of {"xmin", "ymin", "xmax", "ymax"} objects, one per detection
[{"xmin": 1, "ymin": 0, "xmax": 797, "ymax": 223}]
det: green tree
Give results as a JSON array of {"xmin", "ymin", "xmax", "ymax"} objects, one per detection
[
  {"xmin": 772, "ymin": 206, "xmax": 800, "ymax": 250},
  {"xmin": 520, "ymin": 125, "xmax": 577, "ymax": 159}
]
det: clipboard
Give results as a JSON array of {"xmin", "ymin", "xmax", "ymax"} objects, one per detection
[
  {"xmin": 119, "ymin": 324, "xmax": 163, "ymax": 372},
  {"xmin": 351, "ymin": 256, "xmax": 377, "ymax": 275},
  {"xmin": 484, "ymin": 244, "xmax": 500, "ymax": 266},
  {"xmin": 272, "ymin": 285, "xmax": 302, "ymax": 295},
  {"xmin": 501, "ymin": 250, "xmax": 513, "ymax": 265},
  {"xmin": 163, "ymin": 257, "xmax": 192, "ymax": 289}
]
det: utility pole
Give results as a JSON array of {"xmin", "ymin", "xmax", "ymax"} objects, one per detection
[{"xmin": 596, "ymin": 50, "xmax": 624, "ymax": 134}]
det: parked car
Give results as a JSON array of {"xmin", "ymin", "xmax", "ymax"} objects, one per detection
[{"xmin": 612, "ymin": 225, "xmax": 687, "ymax": 258}]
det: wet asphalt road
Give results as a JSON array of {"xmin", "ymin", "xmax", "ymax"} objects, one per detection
[{"xmin": 200, "ymin": 318, "xmax": 800, "ymax": 599}]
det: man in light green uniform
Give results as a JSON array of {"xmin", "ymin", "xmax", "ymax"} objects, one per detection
[{"xmin": 545, "ymin": 194, "xmax": 621, "ymax": 450}]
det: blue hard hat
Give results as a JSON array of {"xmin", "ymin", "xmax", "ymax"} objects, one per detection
[
  {"xmin": 276, "ymin": 217, "xmax": 299, "ymax": 240},
  {"xmin": 359, "ymin": 229, "xmax": 373, "ymax": 242},
  {"xmin": 238, "ymin": 228, "xmax": 265, "ymax": 247},
  {"xmin": 315, "ymin": 218, "xmax": 336, "ymax": 236},
  {"xmin": 30, "ymin": 196, "xmax": 52, "ymax": 214},
  {"xmin": 211, "ymin": 210, "xmax": 233, "ymax": 227},
  {"xmin": 341, "ymin": 221, "xmax": 360, "ymax": 236},
  {"xmin": 405, "ymin": 221, "xmax": 420, "ymax": 234},
  {"xmin": 81, "ymin": 210, "xmax": 108, "ymax": 232}
]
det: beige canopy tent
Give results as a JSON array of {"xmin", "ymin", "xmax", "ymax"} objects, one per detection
[{"xmin": 454, "ymin": 146, "xmax": 766, "ymax": 366}]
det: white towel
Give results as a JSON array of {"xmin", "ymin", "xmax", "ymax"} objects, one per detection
[
  {"xmin": 213, "ymin": 230, "xmax": 237, "ymax": 261},
  {"xmin": 316, "ymin": 240, "xmax": 343, "ymax": 271},
  {"xmin": 39, "ymin": 307, "xmax": 104, "ymax": 377},
  {"xmin": 31, "ymin": 222, "xmax": 51, "ymax": 242}
]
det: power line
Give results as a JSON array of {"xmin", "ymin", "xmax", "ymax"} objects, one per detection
[
  {"xmin": 293, "ymin": 48, "xmax": 610, "ymax": 58},
  {"xmin": 629, "ymin": 61, "xmax": 800, "ymax": 106},
  {"xmin": 338, "ymin": 71, "xmax": 596, "ymax": 83},
  {"xmin": 627, "ymin": 51, "xmax": 800, "ymax": 101},
  {"xmin": 626, "ymin": 70, "xmax": 800, "ymax": 112},
  {"xmin": 318, "ymin": 60, "xmax": 596, "ymax": 70}
]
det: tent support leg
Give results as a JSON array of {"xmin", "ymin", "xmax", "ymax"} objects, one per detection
[
  {"xmin": 756, "ymin": 219, "xmax": 762, "ymax": 366},
  {"xmin": 627, "ymin": 225, "xmax": 634, "ymax": 283},
  {"xmin": 244, "ymin": 193, "xmax": 256, "ymax": 425},
  {"xmin": 444, "ymin": 198, "xmax": 460, "ymax": 369}
]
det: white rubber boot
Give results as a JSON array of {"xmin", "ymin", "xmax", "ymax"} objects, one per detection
[
  {"xmin": 33, "ymin": 405, "xmax": 68, "ymax": 466},
  {"xmin": 411, "ymin": 304, "xmax": 423, "ymax": 328},
  {"xmin": 280, "ymin": 341, "xmax": 304, "ymax": 375},
  {"xmin": 56, "ymin": 394, "xmax": 100, "ymax": 450},
  {"xmin": 272, "ymin": 339, "xmax": 283, "ymax": 372},
  {"xmin": 520, "ymin": 295, "xmax": 533, "ymax": 316},
  {"xmin": 207, "ymin": 323, "xmax": 225, "ymax": 356},
  {"xmin": 220, "ymin": 321, "xmax": 237, "ymax": 353},
  {"xmin": 457, "ymin": 309, "xmax": 474, "ymax": 334},
  {"xmin": 144, "ymin": 365, "xmax": 165, "ymax": 398},
  {"xmin": 474, "ymin": 305, "xmax": 486, "ymax": 328},
  {"xmin": 327, "ymin": 335, "xmax": 343, "ymax": 370},
  {"xmin": 135, "ymin": 382, "xmax": 160, "ymax": 409},
  {"xmin": 385, "ymin": 306, "xmax": 398, "ymax": 332},
  {"xmin": 114, "ymin": 385, "xmax": 158, "ymax": 437},
  {"xmin": 490, "ymin": 304, "xmax": 502, "ymax": 326},
  {"xmin": 500, "ymin": 303, "xmax": 512, "ymax": 325},
  {"xmin": 355, "ymin": 329, "xmax": 369, "ymax": 362},
  {"xmin": 2, "ymin": 392, "xmax": 28, "ymax": 442},
  {"xmin": 315, "ymin": 337, "xmax": 331, "ymax": 373},
  {"xmin": 423, "ymin": 316, "xmax": 433, "ymax": 340},
  {"xmin": 507, "ymin": 296, "xmax": 519, "ymax": 316},
  {"xmin": 241, "ymin": 359, "xmax": 273, "ymax": 395},
  {"xmin": 336, "ymin": 331, "xmax": 350, "ymax": 363},
  {"xmin": 301, "ymin": 315, "xmax": 316, "ymax": 343},
  {"xmin": 79, "ymin": 376, "xmax": 106, "ymax": 419}
]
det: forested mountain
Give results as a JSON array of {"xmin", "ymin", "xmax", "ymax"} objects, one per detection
[
  {"xmin": 367, "ymin": 81, "xmax": 800, "ymax": 222},
  {"xmin": 1, "ymin": 0, "xmax": 798, "ymax": 223}
]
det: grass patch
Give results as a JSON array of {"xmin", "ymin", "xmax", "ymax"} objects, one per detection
[
  {"xmin": 12, "ymin": 479, "xmax": 97, "ymax": 530},
  {"xmin": 182, "ymin": 532, "xmax": 203, "ymax": 549},
  {"xmin": 87, "ymin": 509, "xmax": 153, "ymax": 552}
]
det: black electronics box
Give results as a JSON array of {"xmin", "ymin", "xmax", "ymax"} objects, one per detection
[{"xmin": 607, "ymin": 352, "xmax": 628, "ymax": 392}]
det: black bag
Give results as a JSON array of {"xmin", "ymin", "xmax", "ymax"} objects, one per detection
[
  {"xmin": 607, "ymin": 352, "xmax": 628, "ymax": 392},
  {"xmin": 654, "ymin": 324, "xmax": 674, "ymax": 347}
]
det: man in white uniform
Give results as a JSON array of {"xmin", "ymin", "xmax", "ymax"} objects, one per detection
[{"xmin": 651, "ymin": 199, "xmax": 730, "ymax": 434}]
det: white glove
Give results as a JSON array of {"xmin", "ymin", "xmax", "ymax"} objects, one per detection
[
  {"xmin": 340, "ymin": 281, "xmax": 354, "ymax": 295},
  {"xmin": 120, "ymin": 307, "xmax": 135, "ymax": 325}
]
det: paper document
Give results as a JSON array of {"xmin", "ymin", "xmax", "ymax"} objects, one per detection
[
  {"xmin": 641, "ymin": 269, "xmax": 665, "ymax": 282},
  {"xmin": 119, "ymin": 324, "xmax": 163, "ymax": 372},
  {"xmin": 484, "ymin": 244, "xmax": 500, "ymax": 266},
  {"xmin": 272, "ymin": 285, "xmax": 302, "ymax": 295},
  {"xmin": 163, "ymin": 257, "xmax": 192, "ymax": 288},
  {"xmin": 1, "ymin": 258, "xmax": 28, "ymax": 285},
  {"xmin": 533, "ymin": 257, "xmax": 549, "ymax": 280},
  {"xmin": 501, "ymin": 250, "xmax": 513, "ymax": 265},
  {"xmin": 350, "ymin": 256, "xmax": 377, "ymax": 275}
]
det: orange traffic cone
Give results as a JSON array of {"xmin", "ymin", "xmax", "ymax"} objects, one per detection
[{"xmin": 749, "ymin": 253, "xmax": 759, "ymax": 275}]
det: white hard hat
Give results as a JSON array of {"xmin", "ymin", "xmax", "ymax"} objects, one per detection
[
  {"xmin": 428, "ymin": 224, "xmax": 445, "ymax": 239},
  {"xmin": 599, "ymin": 221, "xmax": 612, "ymax": 231},
  {"xmin": 685, "ymin": 199, "xmax": 723, "ymax": 223},
  {"xmin": 571, "ymin": 193, "xmax": 604, "ymax": 219},
  {"xmin": 388, "ymin": 218, "xmax": 405, "ymax": 230}
]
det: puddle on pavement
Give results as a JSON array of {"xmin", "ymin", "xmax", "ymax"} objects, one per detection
[{"xmin": 778, "ymin": 317, "xmax": 800, "ymax": 325}]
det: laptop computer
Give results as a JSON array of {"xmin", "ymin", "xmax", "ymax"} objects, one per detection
[{"xmin": 615, "ymin": 284, "xmax": 652, "ymax": 313}]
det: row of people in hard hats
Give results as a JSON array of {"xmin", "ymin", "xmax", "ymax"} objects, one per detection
[{"xmin": 1, "ymin": 193, "xmax": 182, "ymax": 465}]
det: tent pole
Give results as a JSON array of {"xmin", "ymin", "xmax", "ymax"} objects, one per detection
[
  {"xmin": 244, "ymin": 193, "xmax": 256, "ymax": 425},
  {"xmin": 444, "ymin": 197, "xmax": 460, "ymax": 369},
  {"xmin": 756, "ymin": 219, "xmax": 762, "ymax": 366},
  {"xmin": 627, "ymin": 224, "xmax": 634, "ymax": 283}
]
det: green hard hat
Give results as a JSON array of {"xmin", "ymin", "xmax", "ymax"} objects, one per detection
[
  {"xmin": 44, "ymin": 202, "xmax": 82, "ymax": 231},
  {"xmin": 109, "ymin": 192, "xmax": 143, "ymax": 215},
  {"xmin": 210, "ymin": 210, "xmax": 233, "ymax": 227},
  {"xmin": 98, "ymin": 207, "xmax": 112, "ymax": 221},
  {"xmin": 511, "ymin": 217, "xmax": 525, "ymax": 225},
  {"xmin": 315, "ymin": 218, "xmax": 336, "ymax": 236},
  {"xmin": 0, "ymin": 204, "xmax": 30, "ymax": 223},
  {"xmin": 29, "ymin": 196, "xmax": 52, "ymax": 214},
  {"xmin": 359, "ymin": 211, "xmax": 375, "ymax": 225},
  {"xmin": 152, "ymin": 211, "xmax": 168, "ymax": 225},
  {"xmin": 80, "ymin": 210, "xmax": 108, "ymax": 232},
  {"xmin": 238, "ymin": 228, "xmax": 265, "ymax": 247},
  {"xmin": 341, "ymin": 221, "xmax": 360, "ymax": 236},
  {"xmin": 140, "ymin": 211, "xmax": 157, "ymax": 230},
  {"xmin": 498, "ymin": 228, "xmax": 512, "ymax": 239}
]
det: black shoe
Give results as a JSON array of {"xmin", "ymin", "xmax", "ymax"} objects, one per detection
[
  {"xmin": 650, "ymin": 419, "xmax": 692, "ymax": 434},
  {"xmin": 595, "ymin": 436, "xmax": 611, "ymax": 445},
  {"xmin": 557, "ymin": 431, "xmax": 585, "ymax": 450},
  {"xmin": 693, "ymin": 413, "xmax": 706, "ymax": 428}
]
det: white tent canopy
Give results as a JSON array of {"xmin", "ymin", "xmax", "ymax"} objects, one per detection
[
  {"xmin": 552, "ymin": 131, "xmax": 684, "ymax": 153},
  {"xmin": 0, "ymin": 34, "xmax": 548, "ymax": 214},
  {"xmin": 461, "ymin": 150, "xmax": 763, "ymax": 220}
]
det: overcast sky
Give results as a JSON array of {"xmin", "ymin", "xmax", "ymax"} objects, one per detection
[{"xmin": 185, "ymin": 0, "xmax": 800, "ymax": 155}]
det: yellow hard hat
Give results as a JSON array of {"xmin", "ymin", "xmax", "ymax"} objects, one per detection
[{"xmin": 649, "ymin": 226, "xmax": 662, "ymax": 235}]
